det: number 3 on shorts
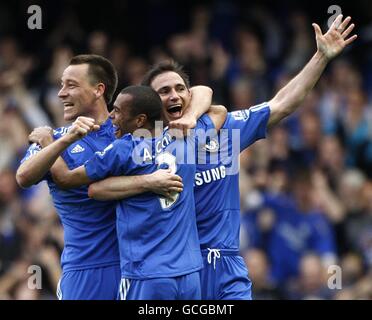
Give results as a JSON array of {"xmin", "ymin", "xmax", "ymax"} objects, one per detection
[{"xmin": 156, "ymin": 152, "xmax": 179, "ymax": 209}]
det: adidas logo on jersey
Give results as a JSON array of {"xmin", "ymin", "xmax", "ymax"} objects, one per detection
[{"xmin": 71, "ymin": 144, "xmax": 85, "ymax": 154}]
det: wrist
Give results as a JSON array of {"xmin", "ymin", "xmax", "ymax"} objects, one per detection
[
  {"xmin": 59, "ymin": 134, "xmax": 76, "ymax": 146},
  {"xmin": 142, "ymin": 173, "xmax": 155, "ymax": 192},
  {"xmin": 314, "ymin": 50, "xmax": 330, "ymax": 64},
  {"xmin": 181, "ymin": 112, "xmax": 198, "ymax": 126},
  {"xmin": 39, "ymin": 137, "xmax": 54, "ymax": 148}
]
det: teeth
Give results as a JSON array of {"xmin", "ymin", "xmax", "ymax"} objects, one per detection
[{"xmin": 168, "ymin": 104, "xmax": 181, "ymax": 110}]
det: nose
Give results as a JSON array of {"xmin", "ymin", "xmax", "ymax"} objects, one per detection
[
  {"xmin": 169, "ymin": 89, "xmax": 180, "ymax": 102},
  {"xmin": 109, "ymin": 110, "xmax": 115, "ymax": 119},
  {"xmin": 58, "ymin": 86, "xmax": 67, "ymax": 98}
]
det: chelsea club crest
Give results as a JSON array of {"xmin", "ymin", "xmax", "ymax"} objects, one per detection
[{"xmin": 202, "ymin": 138, "xmax": 219, "ymax": 152}]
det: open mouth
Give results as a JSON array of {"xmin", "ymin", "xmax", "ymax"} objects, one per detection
[
  {"xmin": 63, "ymin": 102, "xmax": 74, "ymax": 108},
  {"xmin": 166, "ymin": 104, "xmax": 183, "ymax": 119},
  {"xmin": 113, "ymin": 125, "xmax": 121, "ymax": 136}
]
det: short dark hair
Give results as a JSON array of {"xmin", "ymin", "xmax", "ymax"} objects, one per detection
[
  {"xmin": 70, "ymin": 54, "xmax": 118, "ymax": 104},
  {"xmin": 120, "ymin": 85, "xmax": 163, "ymax": 126},
  {"xmin": 141, "ymin": 60, "xmax": 190, "ymax": 88}
]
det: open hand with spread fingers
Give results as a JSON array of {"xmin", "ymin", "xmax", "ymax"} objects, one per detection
[{"xmin": 312, "ymin": 15, "xmax": 357, "ymax": 61}]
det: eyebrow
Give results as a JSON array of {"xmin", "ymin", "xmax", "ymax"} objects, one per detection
[
  {"xmin": 157, "ymin": 83, "xmax": 185, "ymax": 91},
  {"xmin": 61, "ymin": 79, "xmax": 79, "ymax": 85},
  {"xmin": 157, "ymin": 85, "xmax": 170, "ymax": 91}
]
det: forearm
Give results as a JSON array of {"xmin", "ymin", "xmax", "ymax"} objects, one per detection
[
  {"xmin": 268, "ymin": 51, "xmax": 328, "ymax": 127},
  {"xmin": 50, "ymin": 159, "xmax": 91, "ymax": 189},
  {"xmin": 88, "ymin": 175, "xmax": 152, "ymax": 200},
  {"xmin": 16, "ymin": 139, "xmax": 72, "ymax": 188},
  {"xmin": 186, "ymin": 86, "xmax": 213, "ymax": 119}
]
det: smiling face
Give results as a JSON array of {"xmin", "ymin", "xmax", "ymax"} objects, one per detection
[
  {"xmin": 58, "ymin": 64, "xmax": 99, "ymax": 121},
  {"xmin": 110, "ymin": 94, "xmax": 137, "ymax": 138},
  {"xmin": 150, "ymin": 71, "xmax": 191, "ymax": 122},
  {"xmin": 110, "ymin": 93, "xmax": 139, "ymax": 138}
]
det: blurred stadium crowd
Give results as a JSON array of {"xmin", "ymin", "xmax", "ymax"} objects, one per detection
[{"xmin": 0, "ymin": 0, "xmax": 371, "ymax": 299}]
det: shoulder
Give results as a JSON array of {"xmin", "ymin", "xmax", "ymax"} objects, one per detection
[
  {"xmin": 100, "ymin": 134, "xmax": 134, "ymax": 154},
  {"xmin": 118, "ymin": 133, "xmax": 135, "ymax": 145},
  {"xmin": 229, "ymin": 103, "xmax": 270, "ymax": 119},
  {"xmin": 196, "ymin": 114, "xmax": 215, "ymax": 130},
  {"xmin": 224, "ymin": 103, "xmax": 270, "ymax": 128}
]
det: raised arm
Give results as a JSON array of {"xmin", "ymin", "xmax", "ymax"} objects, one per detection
[
  {"xmin": 16, "ymin": 117, "xmax": 99, "ymax": 188},
  {"xmin": 268, "ymin": 15, "xmax": 357, "ymax": 128}
]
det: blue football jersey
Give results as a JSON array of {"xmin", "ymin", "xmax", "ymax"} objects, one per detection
[
  {"xmin": 84, "ymin": 116, "xmax": 212, "ymax": 279},
  {"xmin": 21, "ymin": 119, "xmax": 120, "ymax": 272},
  {"xmin": 194, "ymin": 103, "xmax": 270, "ymax": 250}
]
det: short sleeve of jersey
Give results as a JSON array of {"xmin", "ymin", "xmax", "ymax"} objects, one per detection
[
  {"xmin": 20, "ymin": 127, "xmax": 65, "ymax": 165},
  {"xmin": 224, "ymin": 103, "xmax": 270, "ymax": 151},
  {"xmin": 84, "ymin": 137, "xmax": 132, "ymax": 181},
  {"xmin": 19, "ymin": 128, "xmax": 69, "ymax": 182},
  {"xmin": 20, "ymin": 143, "xmax": 42, "ymax": 165}
]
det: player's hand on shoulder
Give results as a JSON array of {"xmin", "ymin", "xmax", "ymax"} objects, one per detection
[
  {"xmin": 169, "ymin": 115, "xmax": 197, "ymax": 137},
  {"xmin": 28, "ymin": 126, "xmax": 54, "ymax": 147}
]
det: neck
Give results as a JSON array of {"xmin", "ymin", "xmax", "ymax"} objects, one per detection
[
  {"xmin": 132, "ymin": 117, "xmax": 168, "ymax": 138},
  {"xmin": 89, "ymin": 101, "xmax": 110, "ymax": 125},
  {"xmin": 132, "ymin": 125, "xmax": 157, "ymax": 138}
]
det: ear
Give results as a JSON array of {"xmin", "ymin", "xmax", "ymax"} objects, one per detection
[
  {"xmin": 95, "ymin": 83, "xmax": 105, "ymax": 99},
  {"xmin": 136, "ymin": 114, "xmax": 148, "ymax": 128}
]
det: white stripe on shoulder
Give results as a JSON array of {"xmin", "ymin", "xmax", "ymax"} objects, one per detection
[
  {"xmin": 250, "ymin": 102, "xmax": 269, "ymax": 112},
  {"xmin": 54, "ymin": 126, "xmax": 70, "ymax": 137}
]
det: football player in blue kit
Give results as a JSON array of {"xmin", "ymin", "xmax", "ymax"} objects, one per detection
[
  {"xmin": 85, "ymin": 15, "xmax": 357, "ymax": 300},
  {"xmin": 16, "ymin": 55, "xmax": 210, "ymax": 299},
  {"xmin": 195, "ymin": 15, "xmax": 356, "ymax": 300},
  {"xmin": 28, "ymin": 85, "xmax": 225, "ymax": 300},
  {"xmin": 16, "ymin": 54, "xmax": 122, "ymax": 300}
]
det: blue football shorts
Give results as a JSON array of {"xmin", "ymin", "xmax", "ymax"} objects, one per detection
[
  {"xmin": 57, "ymin": 264, "xmax": 121, "ymax": 300},
  {"xmin": 118, "ymin": 271, "xmax": 201, "ymax": 300},
  {"xmin": 199, "ymin": 248, "xmax": 252, "ymax": 300}
]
